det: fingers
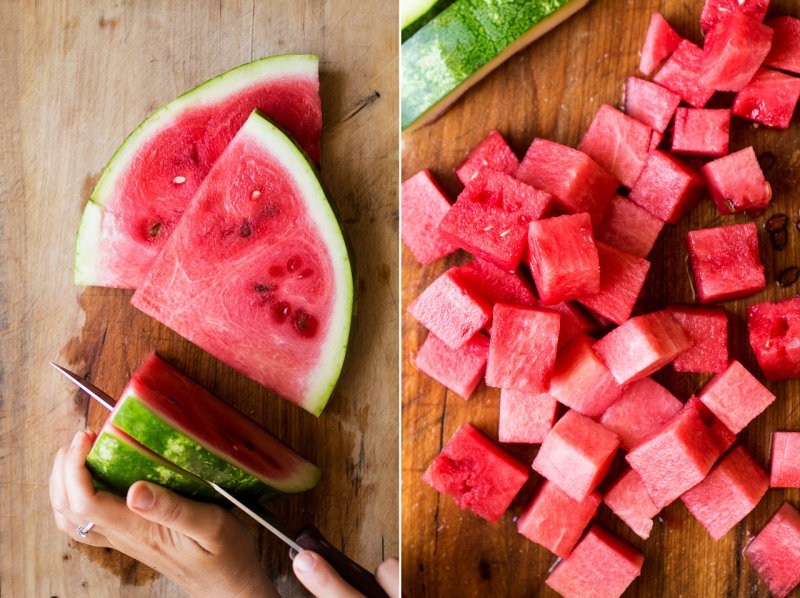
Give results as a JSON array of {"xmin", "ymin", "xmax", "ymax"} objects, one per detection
[
  {"xmin": 376, "ymin": 558, "xmax": 400, "ymax": 598},
  {"xmin": 293, "ymin": 550, "xmax": 365, "ymax": 598}
]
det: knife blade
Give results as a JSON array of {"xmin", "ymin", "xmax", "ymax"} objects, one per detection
[{"xmin": 50, "ymin": 362, "xmax": 116, "ymax": 410}]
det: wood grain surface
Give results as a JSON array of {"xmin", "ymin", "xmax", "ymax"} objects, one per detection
[
  {"xmin": 0, "ymin": 1, "xmax": 398, "ymax": 596},
  {"xmin": 401, "ymin": 0, "xmax": 800, "ymax": 596}
]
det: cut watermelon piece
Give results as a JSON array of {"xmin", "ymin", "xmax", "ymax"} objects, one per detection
[
  {"xmin": 74, "ymin": 55, "xmax": 322, "ymax": 289},
  {"xmin": 438, "ymin": 169, "xmax": 552, "ymax": 270},
  {"xmin": 485, "ymin": 304, "xmax": 560, "ymax": 392},
  {"xmin": 671, "ymin": 108, "xmax": 731, "ymax": 157},
  {"xmin": 401, "ymin": 170, "xmax": 459, "ymax": 264},
  {"xmin": 732, "ymin": 67, "xmax": 800, "ymax": 129},
  {"xmin": 593, "ymin": 310, "xmax": 691, "ymax": 385},
  {"xmin": 527, "ymin": 213, "xmax": 600, "ymax": 305},
  {"xmin": 700, "ymin": 0, "xmax": 770, "ymax": 34},
  {"xmin": 764, "ymin": 16, "xmax": 800, "ymax": 75},
  {"xmin": 653, "ymin": 40, "xmax": 715, "ymax": 108},
  {"xmin": 515, "ymin": 138, "xmax": 618, "ymax": 227},
  {"xmin": 413, "ymin": 332, "xmax": 490, "ymax": 400},
  {"xmin": 748, "ymin": 297, "xmax": 800, "ymax": 381},
  {"xmin": 745, "ymin": 503, "xmax": 800, "ymax": 598},
  {"xmin": 422, "ymin": 424, "xmax": 529, "ymax": 523},
  {"xmin": 649, "ymin": 130, "xmax": 664, "ymax": 152},
  {"xmin": 454, "ymin": 130, "xmax": 520, "ymax": 185},
  {"xmin": 532, "ymin": 409, "xmax": 619, "ymax": 501},
  {"xmin": 681, "ymin": 445, "xmax": 769, "ymax": 540},
  {"xmin": 130, "ymin": 111, "xmax": 351, "ymax": 415},
  {"xmin": 624, "ymin": 77, "xmax": 681, "ymax": 133},
  {"xmin": 545, "ymin": 301, "xmax": 598, "ymax": 349},
  {"xmin": 604, "ymin": 468, "xmax": 660, "ymax": 540},
  {"xmin": 639, "ymin": 13, "xmax": 683, "ymax": 76},
  {"xmin": 517, "ymin": 480, "xmax": 601, "ymax": 558},
  {"xmin": 687, "ymin": 222, "xmax": 766, "ymax": 303},
  {"xmin": 498, "ymin": 389, "xmax": 558, "ymax": 444},
  {"xmin": 684, "ymin": 395, "xmax": 737, "ymax": 455},
  {"xmin": 94, "ymin": 353, "xmax": 321, "ymax": 499},
  {"xmin": 595, "ymin": 195, "xmax": 665, "ymax": 259},
  {"xmin": 698, "ymin": 359, "xmax": 776, "ymax": 434},
  {"xmin": 545, "ymin": 525, "xmax": 644, "ymax": 598},
  {"xmin": 666, "ymin": 306, "xmax": 729, "ymax": 373},
  {"xmin": 598, "ymin": 377, "xmax": 683, "ymax": 452},
  {"xmin": 771, "ymin": 432, "xmax": 800, "ymax": 488},
  {"xmin": 577, "ymin": 242, "xmax": 651, "ymax": 325},
  {"xmin": 701, "ymin": 147, "xmax": 772, "ymax": 216},
  {"xmin": 628, "ymin": 150, "xmax": 705, "ymax": 224},
  {"xmin": 578, "ymin": 104, "xmax": 652, "ymax": 189}
]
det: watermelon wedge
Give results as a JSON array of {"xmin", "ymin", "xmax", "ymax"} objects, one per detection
[
  {"xmin": 75, "ymin": 54, "xmax": 322, "ymax": 289},
  {"xmin": 131, "ymin": 111, "xmax": 352, "ymax": 415}
]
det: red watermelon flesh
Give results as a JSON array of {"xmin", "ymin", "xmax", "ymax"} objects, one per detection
[
  {"xmin": 653, "ymin": 40, "xmax": 715, "ymax": 108},
  {"xmin": 455, "ymin": 130, "xmax": 519, "ymax": 185},
  {"xmin": 413, "ymin": 332, "xmax": 490, "ymax": 400},
  {"xmin": 578, "ymin": 104, "xmax": 653, "ymax": 189},
  {"xmin": 698, "ymin": 359, "xmax": 776, "ymax": 434},
  {"xmin": 451, "ymin": 258, "xmax": 537, "ymax": 313},
  {"xmin": 681, "ymin": 445, "xmax": 769, "ymax": 541},
  {"xmin": 517, "ymin": 480, "xmax": 601, "ymax": 558},
  {"xmin": 650, "ymin": 130, "xmax": 664, "ymax": 152},
  {"xmin": 624, "ymin": 77, "xmax": 681, "ymax": 133},
  {"xmin": 732, "ymin": 67, "xmax": 800, "ymax": 129},
  {"xmin": 438, "ymin": 169, "xmax": 552, "ymax": 270},
  {"xmin": 748, "ymin": 297, "xmax": 800, "ymax": 381},
  {"xmin": 422, "ymin": 423, "xmax": 529, "ymax": 523},
  {"xmin": 515, "ymin": 138, "xmax": 618, "ymax": 227},
  {"xmin": 130, "ymin": 111, "xmax": 350, "ymax": 416},
  {"xmin": 684, "ymin": 395, "xmax": 737, "ymax": 454},
  {"xmin": 74, "ymin": 55, "xmax": 322, "ymax": 289},
  {"xmin": 666, "ymin": 306, "xmax": 729, "ymax": 373},
  {"xmin": 671, "ymin": 108, "xmax": 731, "ymax": 157},
  {"xmin": 639, "ymin": 12, "xmax": 683, "ymax": 76},
  {"xmin": 745, "ymin": 503, "xmax": 800, "ymax": 598},
  {"xmin": 596, "ymin": 195, "xmax": 665, "ymax": 259},
  {"xmin": 604, "ymin": 467, "xmax": 660, "ymax": 540},
  {"xmin": 771, "ymin": 432, "xmax": 800, "ymax": 488},
  {"xmin": 701, "ymin": 147, "xmax": 772, "ymax": 215},
  {"xmin": 401, "ymin": 170, "xmax": 459, "ymax": 265},
  {"xmin": 545, "ymin": 301, "xmax": 598, "ymax": 348},
  {"xmin": 700, "ymin": 0, "xmax": 770, "ymax": 33},
  {"xmin": 764, "ymin": 16, "xmax": 800, "ymax": 75},
  {"xmin": 599, "ymin": 377, "xmax": 683, "ymax": 452},
  {"xmin": 499, "ymin": 389, "xmax": 558, "ymax": 444},
  {"xmin": 628, "ymin": 150, "xmax": 705, "ymax": 224}
]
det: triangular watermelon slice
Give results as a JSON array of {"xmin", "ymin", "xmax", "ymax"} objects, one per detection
[
  {"xmin": 131, "ymin": 110, "xmax": 353, "ymax": 415},
  {"xmin": 75, "ymin": 54, "xmax": 322, "ymax": 289}
]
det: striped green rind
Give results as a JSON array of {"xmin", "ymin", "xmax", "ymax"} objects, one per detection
[{"xmin": 402, "ymin": 0, "xmax": 456, "ymax": 42}]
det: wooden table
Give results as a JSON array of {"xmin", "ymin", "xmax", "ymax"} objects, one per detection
[
  {"xmin": 401, "ymin": 1, "xmax": 800, "ymax": 595},
  {"xmin": 0, "ymin": 1, "xmax": 398, "ymax": 596}
]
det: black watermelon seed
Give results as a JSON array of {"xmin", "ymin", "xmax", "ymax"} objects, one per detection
[
  {"xmin": 778, "ymin": 267, "xmax": 799, "ymax": 287},
  {"xmin": 764, "ymin": 213, "xmax": 788, "ymax": 233},
  {"xmin": 771, "ymin": 228, "xmax": 788, "ymax": 250},
  {"xmin": 758, "ymin": 151, "xmax": 776, "ymax": 172},
  {"xmin": 149, "ymin": 223, "xmax": 161, "ymax": 237}
]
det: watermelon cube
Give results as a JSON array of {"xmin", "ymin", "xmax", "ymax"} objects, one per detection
[
  {"xmin": 687, "ymin": 222, "xmax": 766, "ymax": 303},
  {"xmin": 579, "ymin": 104, "xmax": 652, "ymax": 189},
  {"xmin": 577, "ymin": 242, "xmax": 651, "ymax": 325},
  {"xmin": 599, "ymin": 377, "xmax": 683, "ymax": 452},
  {"xmin": 624, "ymin": 77, "xmax": 681, "ymax": 133},
  {"xmin": 485, "ymin": 304, "xmax": 560, "ymax": 392},
  {"xmin": 649, "ymin": 130, "xmax": 663, "ymax": 152},
  {"xmin": 401, "ymin": 170, "xmax": 459, "ymax": 264},
  {"xmin": 771, "ymin": 432, "xmax": 800, "ymax": 488},
  {"xmin": 748, "ymin": 297, "xmax": 800, "ymax": 381},
  {"xmin": 700, "ymin": 147, "xmax": 772, "ymax": 216},
  {"xmin": 593, "ymin": 310, "xmax": 691, "ymax": 385},
  {"xmin": 699, "ymin": 14, "xmax": 774, "ymax": 92},
  {"xmin": 595, "ymin": 195, "xmax": 665, "ymax": 258},
  {"xmin": 515, "ymin": 138, "xmax": 618, "ymax": 227},
  {"xmin": 438, "ymin": 169, "xmax": 552, "ymax": 270},
  {"xmin": 549, "ymin": 334, "xmax": 626, "ymax": 418},
  {"xmin": 684, "ymin": 395, "xmax": 737, "ymax": 454},
  {"xmin": 732, "ymin": 67, "xmax": 800, "ymax": 130},
  {"xmin": 545, "ymin": 300, "xmax": 598, "ymax": 349},
  {"xmin": 413, "ymin": 332, "xmax": 490, "ymax": 400},
  {"xmin": 423, "ymin": 424, "xmax": 529, "ymax": 523},
  {"xmin": 666, "ymin": 306, "xmax": 729, "ymax": 373},
  {"xmin": 604, "ymin": 468, "xmax": 660, "ymax": 540},
  {"xmin": 454, "ymin": 130, "xmax": 519, "ymax": 185},
  {"xmin": 671, "ymin": 108, "xmax": 731, "ymax": 157},
  {"xmin": 764, "ymin": 16, "xmax": 800, "ymax": 75},
  {"xmin": 744, "ymin": 503, "xmax": 800, "ymax": 598},
  {"xmin": 407, "ymin": 268, "xmax": 492, "ymax": 349},
  {"xmin": 628, "ymin": 150, "xmax": 705, "ymax": 224},
  {"xmin": 653, "ymin": 40, "xmax": 715, "ymax": 108},
  {"xmin": 639, "ymin": 12, "xmax": 683, "ymax": 76},
  {"xmin": 532, "ymin": 410, "xmax": 619, "ymax": 501},
  {"xmin": 517, "ymin": 480, "xmax": 601, "ymax": 558},
  {"xmin": 681, "ymin": 445, "xmax": 769, "ymax": 540},
  {"xmin": 545, "ymin": 525, "xmax": 644, "ymax": 598},
  {"xmin": 498, "ymin": 389, "xmax": 559, "ymax": 444},
  {"xmin": 698, "ymin": 359, "xmax": 776, "ymax": 434},
  {"xmin": 700, "ymin": 0, "xmax": 769, "ymax": 34},
  {"xmin": 527, "ymin": 213, "xmax": 601, "ymax": 305}
]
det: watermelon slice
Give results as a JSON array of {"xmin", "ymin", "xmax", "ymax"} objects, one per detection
[
  {"xmin": 131, "ymin": 111, "xmax": 352, "ymax": 415},
  {"xmin": 603, "ymin": 468, "xmax": 660, "ymax": 540},
  {"xmin": 764, "ymin": 16, "xmax": 800, "ymax": 75},
  {"xmin": 498, "ymin": 389, "xmax": 558, "ymax": 444},
  {"xmin": 671, "ymin": 108, "xmax": 731, "ymax": 157},
  {"xmin": 74, "ymin": 55, "xmax": 322, "ymax": 289},
  {"xmin": 748, "ymin": 297, "xmax": 800, "ymax": 381},
  {"xmin": 624, "ymin": 77, "xmax": 681, "ymax": 133},
  {"xmin": 596, "ymin": 195, "xmax": 665, "ymax": 259},
  {"xmin": 413, "ymin": 332, "xmax": 490, "ymax": 400},
  {"xmin": 628, "ymin": 150, "xmax": 705, "ymax": 224},
  {"xmin": 401, "ymin": 170, "xmax": 459, "ymax": 264},
  {"xmin": 771, "ymin": 432, "xmax": 800, "ymax": 488},
  {"xmin": 653, "ymin": 40, "xmax": 715, "ymax": 108},
  {"xmin": 732, "ymin": 67, "xmax": 800, "ymax": 130},
  {"xmin": 454, "ymin": 130, "xmax": 520, "ymax": 185},
  {"xmin": 639, "ymin": 13, "xmax": 682, "ymax": 76},
  {"xmin": 700, "ymin": 0, "xmax": 770, "ymax": 34},
  {"xmin": 745, "ymin": 503, "xmax": 800, "ymax": 598},
  {"xmin": 698, "ymin": 360, "xmax": 776, "ymax": 434},
  {"xmin": 665, "ymin": 306, "xmax": 729, "ymax": 373}
]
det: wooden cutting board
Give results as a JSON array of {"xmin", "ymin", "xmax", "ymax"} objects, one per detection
[
  {"xmin": 0, "ymin": 1, "xmax": 397, "ymax": 596},
  {"xmin": 402, "ymin": 0, "xmax": 800, "ymax": 596}
]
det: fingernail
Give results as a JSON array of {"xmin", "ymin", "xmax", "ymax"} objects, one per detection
[
  {"xmin": 293, "ymin": 550, "xmax": 316, "ymax": 573},
  {"xmin": 71, "ymin": 431, "xmax": 84, "ymax": 447},
  {"xmin": 131, "ymin": 485, "xmax": 154, "ymax": 510}
]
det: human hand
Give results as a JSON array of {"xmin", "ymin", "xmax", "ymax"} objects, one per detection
[
  {"xmin": 50, "ymin": 430, "xmax": 278, "ymax": 598},
  {"xmin": 293, "ymin": 550, "xmax": 400, "ymax": 598}
]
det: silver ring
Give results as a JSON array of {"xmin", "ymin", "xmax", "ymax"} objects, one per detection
[{"xmin": 76, "ymin": 521, "xmax": 94, "ymax": 538}]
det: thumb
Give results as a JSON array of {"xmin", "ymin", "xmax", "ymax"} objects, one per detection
[{"xmin": 293, "ymin": 550, "xmax": 365, "ymax": 598}]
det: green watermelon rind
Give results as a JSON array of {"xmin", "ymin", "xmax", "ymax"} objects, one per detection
[
  {"xmin": 401, "ymin": 0, "xmax": 456, "ymax": 42},
  {"xmin": 73, "ymin": 53, "xmax": 319, "ymax": 287}
]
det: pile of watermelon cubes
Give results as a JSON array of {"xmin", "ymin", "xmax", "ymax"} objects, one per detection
[{"xmin": 403, "ymin": 1, "xmax": 800, "ymax": 596}]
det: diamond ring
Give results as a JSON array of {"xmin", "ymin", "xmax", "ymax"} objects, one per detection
[{"xmin": 76, "ymin": 521, "xmax": 94, "ymax": 538}]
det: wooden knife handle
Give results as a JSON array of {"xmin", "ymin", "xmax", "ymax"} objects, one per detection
[{"xmin": 291, "ymin": 524, "xmax": 390, "ymax": 598}]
